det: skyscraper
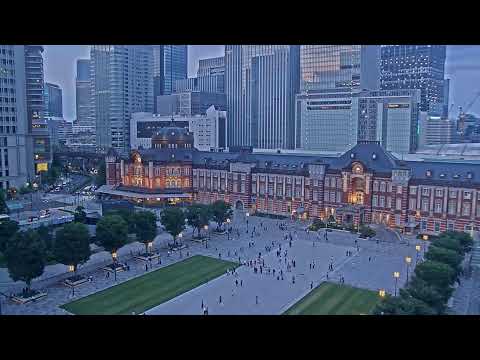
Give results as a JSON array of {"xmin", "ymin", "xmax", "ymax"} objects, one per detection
[
  {"xmin": 91, "ymin": 45, "xmax": 153, "ymax": 153},
  {"xmin": 380, "ymin": 45, "xmax": 447, "ymax": 114},
  {"xmin": 225, "ymin": 45, "xmax": 299, "ymax": 149},
  {"xmin": 152, "ymin": 45, "xmax": 188, "ymax": 111},
  {"xmin": 24, "ymin": 45, "xmax": 51, "ymax": 176},
  {"xmin": 44, "ymin": 82, "xmax": 63, "ymax": 118},
  {"xmin": 75, "ymin": 59, "xmax": 93, "ymax": 128},
  {"xmin": 300, "ymin": 45, "xmax": 380, "ymax": 91},
  {"xmin": 0, "ymin": 45, "xmax": 29, "ymax": 190}
]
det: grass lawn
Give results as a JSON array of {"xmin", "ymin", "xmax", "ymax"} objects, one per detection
[
  {"xmin": 284, "ymin": 282, "xmax": 380, "ymax": 315},
  {"xmin": 61, "ymin": 255, "xmax": 238, "ymax": 315}
]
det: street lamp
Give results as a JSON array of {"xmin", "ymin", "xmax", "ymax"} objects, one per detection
[
  {"xmin": 112, "ymin": 251, "xmax": 118, "ymax": 282},
  {"xmin": 246, "ymin": 212, "xmax": 249, "ymax": 230},
  {"xmin": 68, "ymin": 265, "xmax": 75, "ymax": 296},
  {"xmin": 148, "ymin": 241, "xmax": 153, "ymax": 254},
  {"xmin": 178, "ymin": 232, "xmax": 183, "ymax": 246},
  {"xmin": 203, "ymin": 224, "xmax": 209, "ymax": 246},
  {"xmin": 405, "ymin": 256, "xmax": 412, "ymax": 283},
  {"xmin": 415, "ymin": 245, "xmax": 421, "ymax": 264},
  {"xmin": 226, "ymin": 218, "xmax": 231, "ymax": 240},
  {"xmin": 393, "ymin": 271, "xmax": 400, "ymax": 296},
  {"xmin": 379, "ymin": 289, "xmax": 386, "ymax": 298}
]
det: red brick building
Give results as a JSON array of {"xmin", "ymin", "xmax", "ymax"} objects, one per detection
[{"xmin": 100, "ymin": 125, "xmax": 480, "ymax": 236}]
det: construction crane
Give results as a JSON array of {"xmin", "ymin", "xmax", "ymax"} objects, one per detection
[{"xmin": 458, "ymin": 91, "xmax": 480, "ymax": 134}]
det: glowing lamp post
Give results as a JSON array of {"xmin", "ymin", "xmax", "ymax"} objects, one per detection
[
  {"xmin": 379, "ymin": 289, "xmax": 386, "ymax": 298},
  {"xmin": 178, "ymin": 232, "xmax": 183, "ymax": 246},
  {"xmin": 68, "ymin": 265, "xmax": 76, "ymax": 296},
  {"xmin": 246, "ymin": 212, "xmax": 250, "ymax": 230},
  {"xmin": 393, "ymin": 271, "xmax": 400, "ymax": 296},
  {"xmin": 226, "ymin": 218, "xmax": 231, "ymax": 240},
  {"xmin": 415, "ymin": 245, "xmax": 421, "ymax": 264},
  {"xmin": 148, "ymin": 241, "xmax": 153, "ymax": 254},
  {"xmin": 112, "ymin": 251, "xmax": 118, "ymax": 282},
  {"xmin": 405, "ymin": 256, "xmax": 412, "ymax": 283}
]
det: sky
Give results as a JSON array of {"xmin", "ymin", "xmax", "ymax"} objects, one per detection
[{"xmin": 43, "ymin": 45, "xmax": 480, "ymax": 121}]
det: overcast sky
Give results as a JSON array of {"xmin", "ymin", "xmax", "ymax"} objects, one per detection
[{"xmin": 43, "ymin": 45, "xmax": 480, "ymax": 121}]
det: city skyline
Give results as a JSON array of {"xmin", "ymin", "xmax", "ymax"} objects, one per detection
[{"xmin": 43, "ymin": 45, "xmax": 480, "ymax": 121}]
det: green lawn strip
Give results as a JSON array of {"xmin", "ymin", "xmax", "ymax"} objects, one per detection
[
  {"xmin": 61, "ymin": 255, "xmax": 238, "ymax": 315},
  {"xmin": 284, "ymin": 282, "xmax": 380, "ymax": 315}
]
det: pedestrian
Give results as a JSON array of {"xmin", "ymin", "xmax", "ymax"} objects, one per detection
[
  {"xmin": 292, "ymin": 276, "xmax": 295, "ymax": 284},
  {"xmin": 106, "ymin": 271, "xmax": 110, "ymax": 279},
  {"xmin": 312, "ymin": 263, "xmax": 315, "ymax": 270},
  {"xmin": 232, "ymin": 289, "xmax": 235, "ymax": 297},
  {"xmin": 235, "ymin": 279, "xmax": 238, "ymax": 287},
  {"xmin": 273, "ymin": 269, "xmax": 275, "ymax": 276},
  {"xmin": 260, "ymin": 266, "xmax": 263, "ymax": 274},
  {"xmin": 240, "ymin": 279, "xmax": 243, "ymax": 287},
  {"xmin": 219, "ymin": 253, "xmax": 221, "ymax": 259},
  {"xmin": 256, "ymin": 295, "xmax": 259, "ymax": 305},
  {"xmin": 145, "ymin": 263, "xmax": 148, "ymax": 272},
  {"xmin": 201, "ymin": 299, "xmax": 204, "ymax": 309},
  {"xmin": 293, "ymin": 260, "xmax": 296, "ymax": 267},
  {"xmin": 309, "ymin": 263, "xmax": 312, "ymax": 270},
  {"xmin": 368, "ymin": 256, "xmax": 371, "ymax": 262},
  {"xmin": 310, "ymin": 281, "xmax": 313, "ymax": 289},
  {"xmin": 326, "ymin": 273, "xmax": 329, "ymax": 280}
]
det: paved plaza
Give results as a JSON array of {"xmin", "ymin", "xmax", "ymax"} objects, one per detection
[{"xmin": 1, "ymin": 210, "xmax": 427, "ymax": 315}]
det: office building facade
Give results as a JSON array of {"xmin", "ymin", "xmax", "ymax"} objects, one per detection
[
  {"xmin": 130, "ymin": 105, "xmax": 227, "ymax": 152},
  {"xmin": 380, "ymin": 45, "xmax": 447, "ymax": 114},
  {"xmin": 91, "ymin": 45, "xmax": 154, "ymax": 153},
  {"xmin": 75, "ymin": 59, "xmax": 94, "ymax": 130},
  {"xmin": 300, "ymin": 45, "xmax": 380, "ymax": 92},
  {"xmin": 296, "ymin": 89, "xmax": 420, "ymax": 154},
  {"xmin": 44, "ymin": 82, "xmax": 63, "ymax": 118},
  {"xmin": 225, "ymin": 45, "xmax": 299, "ymax": 149},
  {"xmin": 24, "ymin": 45, "xmax": 51, "ymax": 175},
  {"xmin": 153, "ymin": 45, "xmax": 188, "ymax": 111},
  {"xmin": 197, "ymin": 56, "xmax": 225, "ymax": 77},
  {"xmin": 157, "ymin": 91, "xmax": 227, "ymax": 116},
  {"xmin": 0, "ymin": 45, "xmax": 29, "ymax": 190},
  {"xmin": 418, "ymin": 114, "xmax": 458, "ymax": 147}
]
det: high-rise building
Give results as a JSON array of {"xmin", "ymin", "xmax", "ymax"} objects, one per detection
[
  {"xmin": 44, "ymin": 82, "xmax": 63, "ymax": 118},
  {"xmin": 152, "ymin": 45, "xmax": 188, "ymax": 111},
  {"xmin": 75, "ymin": 59, "xmax": 93, "ymax": 129},
  {"xmin": 443, "ymin": 78, "xmax": 450, "ymax": 118},
  {"xmin": 225, "ymin": 45, "xmax": 299, "ymax": 149},
  {"xmin": 296, "ymin": 89, "xmax": 420, "ymax": 154},
  {"xmin": 0, "ymin": 45, "xmax": 29, "ymax": 190},
  {"xmin": 300, "ymin": 45, "xmax": 380, "ymax": 92},
  {"xmin": 197, "ymin": 56, "xmax": 224, "ymax": 77},
  {"xmin": 91, "ymin": 45, "xmax": 154, "ymax": 153},
  {"xmin": 418, "ymin": 114, "xmax": 458, "ymax": 147},
  {"xmin": 380, "ymin": 45, "xmax": 447, "ymax": 114},
  {"xmin": 175, "ymin": 75, "xmax": 224, "ymax": 93},
  {"xmin": 156, "ymin": 91, "xmax": 227, "ymax": 116},
  {"xmin": 24, "ymin": 45, "xmax": 51, "ymax": 176}
]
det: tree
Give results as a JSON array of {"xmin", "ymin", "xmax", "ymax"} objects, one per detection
[
  {"xmin": 0, "ymin": 219, "xmax": 19, "ymax": 253},
  {"xmin": 133, "ymin": 211, "xmax": 158, "ymax": 254},
  {"xmin": 373, "ymin": 293, "xmax": 436, "ymax": 315},
  {"xmin": 431, "ymin": 236, "xmax": 462, "ymax": 254},
  {"xmin": 53, "ymin": 222, "xmax": 91, "ymax": 274},
  {"xmin": 105, "ymin": 209, "xmax": 136, "ymax": 233},
  {"xmin": 5, "ymin": 229, "xmax": 46, "ymax": 295},
  {"xmin": 403, "ymin": 276, "xmax": 448, "ymax": 314},
  {"xmin": 414, "ymin": 260, "xmax": 456, "ymax": 289},
  {"xmin": 0, "ymin": 188, "xmax": 7, "ymax": 214},
  {"xmin": 36, "ymin": 225, "xmax": 54, "ymax": 252},
  {"xmin": 439, "ymin": 231, "xmax": 473, "ymax": 253},
  {"xmin": 96, "ymin": 215, "xmax": 128, "ymax": 262},
  {"xmin": 185, "ymin": 204, "xmax": 211, "ymax": 238},
  {"xmin": 160, "ymin": 207, "xmax": 186, "ymax": 244},
  {"xmin": 74, "ymin": 206, "xmax": 87, "ymax": 223},
  {"xmin": 426, "ymin": 246, "xmax": 462, "ymax": 275},
  {"xmin": 210, "ymin": 200, "xmax": 233, "ymax": 231},
  {"xmin": 95, "ymin": 161, "xmax": 106, "ymax": 186}
]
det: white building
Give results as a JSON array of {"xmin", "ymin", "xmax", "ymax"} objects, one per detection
[
  {"xmin": 295, "ymin": 89, "xmax": 420, "ymax": 154},
  {"xmin": 418, "ymin": 114, "xmax": 458, "ymax": 147},
  {"xmin": 130, "ymin": 105, "xmax": 226, "ymax": 152}
]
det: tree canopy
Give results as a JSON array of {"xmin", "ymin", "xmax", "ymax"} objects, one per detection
[
  {"xmin": 185, "ymin": 204, "xmax": 211, "ymax": 238},
  {"xmin": 431, "ymin": 236, "xmax": 462, "ymax": 254},
  {"xmin": 160, "ymin": 207, "xmax": 186, "ymax": 242},
  {"xmin": 53, "ymin": 222, "xmax": 91, "ymax": 272},
  {"xmin": 372, "ymin": 293, "xmax": 436, "ymax": 315},
  {"xmin": 425, "ymin": 246, "xmax": 462, "ymax": 275},
  {"xmin": 210, "ymin": 200, "xmax": 233, "ymax": 231},
  {"xmin": 0, "ymin": 188, "xmax": 7, "ymax": 214},
  {"xmin": 414, "ymin": 260, "xmax": 456, "ymax": 289},
  {"xmin": 5, "ymin": 229, "xmax": 46, "ymax": 290},
  {"xmin": 133, "ymin": 211, "xmax": 158, "ymax": 254},
  {"xmin": 74, "ymin": 206, "xmax": 87, "ymax": 223},
  {"xmin": 95, "ymin": 161, "xmax": 106, "ymax": 186},
  {"xmin": 96, "ymin": 215, "xmax": 128, "ymax": 258},
  {"xmin": 0, "ymin": 219, "xmax": 19, "ymax": 253}
]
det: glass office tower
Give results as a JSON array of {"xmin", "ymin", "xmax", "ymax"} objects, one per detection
[{"xmin": 380, "ymin": 45, "xmax": 447, "ymax": 114}]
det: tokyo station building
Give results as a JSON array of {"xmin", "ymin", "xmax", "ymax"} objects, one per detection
[{"xmin": 99, "ymin": 124, "xmax": 480, "ymax": 236}]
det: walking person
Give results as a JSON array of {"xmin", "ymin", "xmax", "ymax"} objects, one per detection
[
  {"xmin": 240, "ymin": 279, "xmax": 243, "ymax": 287},
  {"xmin": 219, "ymin": 295, "xmax": 222, "ymax": 304},
  {"xmin": 256, "ymin": 295, "xmax": 259, "ymax": 305}
]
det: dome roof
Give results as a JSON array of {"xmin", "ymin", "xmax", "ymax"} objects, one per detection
[{"xmin": 152, "ymin": 126, "xmax": 190, "ymax": 140}]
